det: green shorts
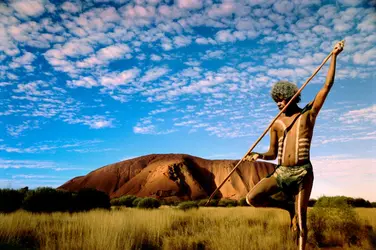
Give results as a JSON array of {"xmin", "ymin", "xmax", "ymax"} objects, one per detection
[{"xmin": 272, "ymin": 162, "xmax": 313, "ymax": 194}]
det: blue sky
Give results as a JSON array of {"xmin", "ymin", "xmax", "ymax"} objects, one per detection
[{"xmin": 1, "ymin": 0, "xmax": 375, "ymax": 201}]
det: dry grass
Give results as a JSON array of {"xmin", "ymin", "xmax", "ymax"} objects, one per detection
[{"xmin": 0, "ymin": 207, "xmax": 375, "ymax": 250}]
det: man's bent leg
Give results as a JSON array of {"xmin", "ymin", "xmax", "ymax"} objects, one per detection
[
  {"xmin": 295, "ymin": 172, "xmax": 314, "ymax": 250},
  {"xmin": 246, "ymin": 176, "xmax": 282, "ymax": 207}
]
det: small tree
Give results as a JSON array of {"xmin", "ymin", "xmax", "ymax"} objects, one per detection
[
  {"xmin": 0, "ymin": 189, "xmax": 24, "ymax": 213},
  {"xmin": 309, "ymin": 196, "xmax": 361, "ymax": 247},
  {"xmin": 308, "ymin": 199, "xmax": 317, "ymax": 207},
  {"xmin": 118, "ymin": 195, "xmax": 138, "ymax": 207},
  {"xmin": 198, "ymin": 199, "xmax": 218, "ymax": 207},
  {"xmin": 218, "ymin": 199, "xmax": 238, "ymax": 207},
  {"xmin": 22, "ymin": 187, "xmax": 72, "ymax": 213},
  {"xmin": 137, "ymin": 197, "xmax": 161, "ymax": 209},
  {"xmin": 177, "ymin": 201, "xmax": 199, "ymax": 211},
  {"xmin": 73, "ymin": 188, "xmax": 110, "ymax": 212},
  {"xmin": 110, "ymin": 198, "xmax": 120, "ymax": 206},
  {"xmin": 132, "ymin": 197, "xmax": 144, "ymax": 207}
]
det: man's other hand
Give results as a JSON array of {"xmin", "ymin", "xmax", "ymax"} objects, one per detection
[{"xmin": 244, "ymin": 152, "xmax": 260, "ymax": 162}]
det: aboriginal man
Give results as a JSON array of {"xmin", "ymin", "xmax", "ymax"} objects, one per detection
[{"xmin": 244, "ymin": 41, "xmax": 343, "ymax": 250}]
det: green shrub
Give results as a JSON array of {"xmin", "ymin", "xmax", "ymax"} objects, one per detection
[
  {"xmin": 118, "ymin": 195, "xmax": 138, "ymax": 207},
  {"xmin": 137, "ymin": 197, "xmax": 161, "ymax": 209},
  {"xmin": 132, "ymin": 197, "xmax": 143, "ymax": 207},
  {"xmin": 218, "ymin": 199, "xmax": 238, "ymax": 207},
  {"xmin": 73, "ymin": 188, "xmax": 110, "ymax": 212},
  {"xmin": 160, "ymin": 199, "xmax": 180, "ymax": 206},
  {"xmin": 177, "ymin": 201, "xmax": 199, "ymax": 211},
  {"xmin": 308, "ymin": 199, "xmax": 316, "ymax": 207},
  {"xmin": 22, "ymin": 187, "xmax": 72, "ymax": 213},
  {"xmin": 238, "ymin": 197, "xmax": 248, "ymax": 206},
  {"xmin": 0, "ymin": 189, "xmax": 24, "ymax": 213},
  {"xmin": 198, "ymin": 199, "xmax": 218, "ymax": 207},
  {"xmin": 110, "ymin": 198, "xmax": 120, "ymax": 206},
  {"xmin": 309, "ymin": 196, "xmax": 361, "ymax": 247}
]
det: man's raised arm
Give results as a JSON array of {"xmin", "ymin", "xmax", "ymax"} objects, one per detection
[{"xmin": 310, "ymin": 41, "xmax": 344, "ymax": 117}]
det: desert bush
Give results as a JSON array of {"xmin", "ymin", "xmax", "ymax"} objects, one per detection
[
  {"xmin": 73, "ymin": 188, "xmax": 110, "ymax": 212},
  {"xmin": 308, "ymin": 199, "xmax": 317, "ymax": 207},
  {"xmin": 177, "ymin": 201, "xmax": 199, "ymax": 211},
  {"xmin": 198, "ymin": 199, "xmax": 218, "ymax": 207},
  {"xmin": 132, "ymin": 197, "xmax": 143, "ymax": 207},
  {"xmin": 118, "ymin": 195, "xmax": 138, "ymax": 207},
  {"xmin": 218, "ymin": 199, "xmax": 238, "ymax": 207},
  {"xmin": 0, "ymin": 189, "xmax": 24, "ymax": 213},
  {"xmin": 110, "ymin": 198, "xmax": 120, "ymax": 206},
  {"xmin": 315, "ymin": 196, "xmax": 372, "ymax": 208},
  {"xmin": 22, "ymin": 187, "xmax": 72, "ymax": 213},
  {"xmin": 351, "ymin": 198, "xmax": 372, "ymax": 208},
  {"xmin": 309, "ymin": 196, "xmax": 361, "ymax": 248},
  {"xmin": 137, "ymin": 197, "xmax": 161, "ymax": 209},
  {"xmin": 238, "ymin": 197, "xmax": 248, "ymax": 206}
]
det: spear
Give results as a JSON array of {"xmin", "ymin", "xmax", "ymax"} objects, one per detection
[{"xmin": 205, "ymin": 40, "xmax": 345, "ymax": 206}]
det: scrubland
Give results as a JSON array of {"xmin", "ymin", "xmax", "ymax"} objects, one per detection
[{"xmin": 0, "ymin": 207, "xmax": 375, "ymax": 250}]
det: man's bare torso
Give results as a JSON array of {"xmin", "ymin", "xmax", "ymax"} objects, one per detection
[{"xmin": 274, "ymin": 107, "xmax": 316, "ymax": 166}]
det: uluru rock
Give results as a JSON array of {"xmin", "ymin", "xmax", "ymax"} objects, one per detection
[{"xmin": 58, "ymin": 154, "xmax": 276, "ymax": 200}]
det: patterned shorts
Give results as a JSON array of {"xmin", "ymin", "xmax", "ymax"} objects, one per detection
[{"xmin": 272, "ymin": 162, "xmax": 313, "ymax": 194}]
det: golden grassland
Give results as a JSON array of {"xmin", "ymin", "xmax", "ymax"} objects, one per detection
[{"xmin": 0, "ymin": 207, "xmax": 375, "ymax": 250}]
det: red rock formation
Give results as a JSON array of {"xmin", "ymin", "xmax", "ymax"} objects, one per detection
[{"xmin": 58, "ymin": 154, "xmax": 276, "ymax": 200}]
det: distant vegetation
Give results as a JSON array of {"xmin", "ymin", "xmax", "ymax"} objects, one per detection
[
  {"xmin": 1, "ymin": 187, "xmax": 375, "ymax": 214},
  {"xmin": 0, "ymin": 187, "xmax": 110, "ymax": 213}
]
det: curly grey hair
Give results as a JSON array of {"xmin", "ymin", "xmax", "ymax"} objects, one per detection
[{"xmin": 270, "ymin": 81, "xmax": 301, "ymax": 103}]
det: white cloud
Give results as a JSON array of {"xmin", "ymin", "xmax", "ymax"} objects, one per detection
[
  {"xmin": 273, "ymin": 1, "xmax": 294, "ymax": 14},
  {"xmin": 61, "ymin": 1, "xmax": 81, "ymax": 13},
  {"xmin": 64, "ymin": 115, "xmax": 114, "ymax": 129},
  {"xmin": 207, "ymin": 3, "xmax": 236, "ymax": 18},
  {"xmin": 337, "ymin": 0, "xmax": 364, "ymax": 6},
  {"xmin": 89, "ymin": 119, "xmax": 112, "ymax": 129},
  {"xmin": 0, "ymin": 159, "xmax": 56, "ymax": 169},
  {"xmin": 61, "ymin": 40, "xmax": 94, "ymax": 58},
  {"xmin": 195, "ymin": 37, "xmax": 217, "ymax": 45},
  {"xmin": 353, "ymin": 47, "xmax": 376, "ymax": 65},
  {"xmin": 7, "ymin": 120, "xmax": 40, "ymax": 137},
  {"xmin": 312, "ymin": 24, "xmax": 331, "ymax": 34},
  {"xmin": 357, "ymin": 12, "xmax": 376, "ymax": 32},
  {"xmin": 176, "ymin": 0, "xmax": 203, "ymax": 10},
  {"xmin": 202, "ymin": 50, "xmax": 225, "ymax": 60},
  {"xmin": 339, "ymin": 104, "xmax": 376, "ymax": 125},
  {"xmin": 133, "ymin": 124, "xmax": 156, "ymax": 134},
  {"xmin": 140, "ymin": 66, "xmax": 169, "ymax": 83},
  {"xmin": 215, "ymin": 30, "xmax": 237, "ymax": 43},
  {"xmin": 68, "ymin": 76, "xmax": 98, "ymax": 88},
  {"xmin": 150, "ymin": 54, "xmax": 162, "ymax": 61},
  {"xmin": 173, "ymin": 35, "xmax": 192, "ymax": 48},
  {"xmin": 11, "ymin": 0, "xmax": 45, "ymax": 18},
  {"xmin": 97, "ymin": 44, "xmax": 131, "ymax": 60},
  {"xmin": 100, "ymin": 68, "xmax": 140, "ymax": 87},
  {"xmin": 149, "ymin": 107, "xmax": 174, "ymax": 115},
  {"xmin": 13, "ymin": 51, "xmax": 35, "ymax": 64}
]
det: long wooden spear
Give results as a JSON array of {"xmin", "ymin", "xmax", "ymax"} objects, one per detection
[{"xmin": 205, "ymin": 41, "xmax": 345, "ymax": 206}]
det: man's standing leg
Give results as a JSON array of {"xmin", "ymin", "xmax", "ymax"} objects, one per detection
[{"xmin": 295, "ymin": 172, "xmax": 314, "ymax": 250}]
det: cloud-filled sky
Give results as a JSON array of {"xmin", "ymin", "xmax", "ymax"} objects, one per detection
[{"xmin": 1, "ymin": 0, "xmax": 375, "ymax": 201}]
